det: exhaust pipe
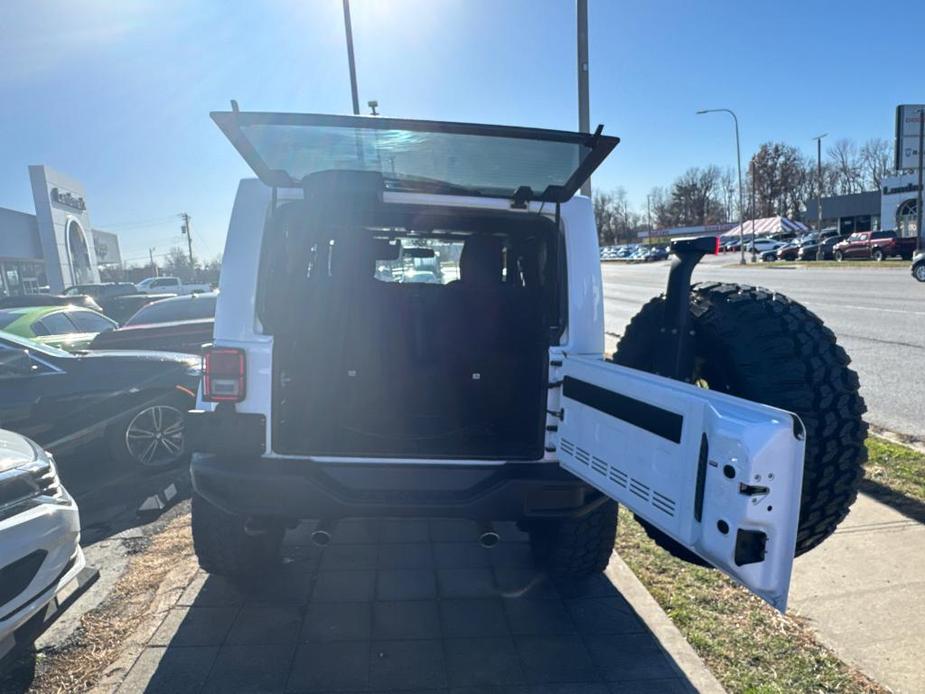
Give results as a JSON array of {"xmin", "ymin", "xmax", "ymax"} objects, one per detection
[
  {"xmin": 478, "ymin": 522, "xmax": 500, "ymax": 548},
  {"xmin": 311, "ymin": 520, "xmax": 333, "ymax": 547}
]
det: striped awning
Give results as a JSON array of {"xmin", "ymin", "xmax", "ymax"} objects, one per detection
[{"xmin": 721, "ymin": 216, "xmax": 809, "ymax": 237}]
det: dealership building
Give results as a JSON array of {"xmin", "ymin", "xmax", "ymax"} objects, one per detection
[
  {"xmin": 0, "ymin": 165, "xmax": 122, "ymax": 296},
  {"xmin": 804, "ymin": 173, "xmax": 920, "ymax": 238}
]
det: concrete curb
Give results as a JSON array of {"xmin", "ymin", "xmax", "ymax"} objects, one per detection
[{"xmin": 606, "ymin": 551, "xmax": 726, "ymax": 694}]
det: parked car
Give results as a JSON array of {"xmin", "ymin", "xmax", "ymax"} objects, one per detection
[
  {"xmin": 797, "ymin": 235, "xmax": 846, "ymax": 261},
  {"xmin": 0, "ymin": 306, "xmax": 117, "ymax": 351},
  {"xmin": 0, "ymin": 332, "xmax": 200, "ymax": 468},
  {"xmin": 832, "ymin": 230, "xmax": 917, "ymax": 261},
  {"xmin": 89, "ymin": 318, "xmax": 213, "ymax": 355},
  {"xmin": 123, "ymin": 292, "xmax": 218, "ymax": 327},
  {"xmin": 745, "ymin": 238, "xmax": 784, "ymax": 254},
  {"xmin": 135, "ymin": 276, "xmax": 211, "ymax": 295},
  {"xmin": 644, "ymin": 246, "xmax": 669, "ymax": 262},
  {"xmin": 912, "ymin": 250, "xmax": 925, "ymax": 282},
  {"xmin": 187, "ymin": 109, "xmax": 866, "ymax": 613},
  {"xmin": 63, "ymin": 283, "xmax": 137, "ymax": 301},
  {"xmin": 96, "ymin": 292, "xmax": 177, "ymax": 326},
  {"xmin": 0, "ymin": 294, "xmax": 103, "ymax": 313},
  {"xmin": 0, "ymin": 429, "xmax": 89, "ymax": 663}
]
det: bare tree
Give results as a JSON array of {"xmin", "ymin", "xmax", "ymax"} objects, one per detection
[
  {"xmin": 859, "ymin": 137, "xmax": 892, "ymax": 190},
  {"xmin": 749, "ymin": 142, "xmax": 805, "ymax": 218},
  {"xmin": 827, "ymin": 138, "xmax": 862, "ymax": 194}
]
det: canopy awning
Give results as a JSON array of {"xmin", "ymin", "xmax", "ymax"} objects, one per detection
[{"xmin": 722, "ymin": 216, "xmax": 809, "ymax": 237}]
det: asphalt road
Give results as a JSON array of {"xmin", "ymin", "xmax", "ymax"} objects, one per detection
[{"xmin": 602, "ymin": 256, "xmax": 924, "ymax": 441}]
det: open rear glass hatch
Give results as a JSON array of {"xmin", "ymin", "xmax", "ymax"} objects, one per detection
[{"xmin": 211, "ymin": 110, "xmax": 619, "ymax": 203}]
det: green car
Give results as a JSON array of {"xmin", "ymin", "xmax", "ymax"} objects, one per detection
[{"xmin": 0, "ymin": 305, "xmax": 118, "ymax": 351}]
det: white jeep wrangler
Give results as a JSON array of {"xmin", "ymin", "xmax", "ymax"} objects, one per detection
[{"xmin": 189, "ymin": 108, "xmax": 866, "ymax": 610}]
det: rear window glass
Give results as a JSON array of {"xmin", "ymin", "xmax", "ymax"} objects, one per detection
[
  {"xmin": 126, "ymin": 295, "xmax": 216, "ymax": 325},
  {"xmin": 0, "ymin": 312, "xmax": 19, "ymax": 329},
  {"xmin": 68, "ymin": 310, "xmax": 115, "ymax": 332},
  {"xmin": 34, "ymin": 312, "xmax": 76, "ymax": 335}
]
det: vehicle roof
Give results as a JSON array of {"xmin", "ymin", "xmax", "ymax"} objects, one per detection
[
  {"xmin": 0, "ymin": 305, "xmax": 72, "ymax": 319},
  {"xmin": 142, "ymin": 291, "xmax": 218, "ymax": 305}
]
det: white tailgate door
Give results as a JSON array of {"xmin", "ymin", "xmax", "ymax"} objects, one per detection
[{"xmin": 557, "ymin": 355, "xmax": 805, "ymax": 610}]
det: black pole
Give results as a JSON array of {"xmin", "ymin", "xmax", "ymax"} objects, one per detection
[
  {"xmin": 917, "ymin": 108, "xmax": 924, "ymax": 252},
  {"xmin": 342, "ymin": 0, "xmax": 360, "ymax": 115}
]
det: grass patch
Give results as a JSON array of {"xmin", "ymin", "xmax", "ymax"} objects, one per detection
[
  {"xmin": 865, "ymin": 436, "xmax": 925, "ymax": 504},
  {"xmin": 616, "ymin": 507, "xmax": 885, "ymax": 693}
]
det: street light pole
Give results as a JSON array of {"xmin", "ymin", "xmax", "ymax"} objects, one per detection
[
  {"xmin": 342, "ymin": 0, "xmax": 360, "ymax": 115},
  {"xmin": 813, "ymin": 133, "xmax": 828, "ymax": 260},
  {"xmin": 646, "ymin": 194, "xmax": 652, "ymax": 241},
  {"xmin": 917, "ymin": 109, "xmax": 924, "ymax": 252},
  {"xmin": 697, "ymin": 108, "xmax": 745, "ymax": 264},
  {"xmin": 577, "ymin": 0, "xmax": 591, "ymax": 197}
]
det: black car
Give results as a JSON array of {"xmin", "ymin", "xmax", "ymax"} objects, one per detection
[
  {"xmin": 63, "ymin": 283, "xmax": 137, "ymax": 300},
  {"xmin": 0, "ymin": 294, "xmax": 104, "ymax": 312},
  {"xmin": 124, "ymin": 292, "xmax": 218, "ymax": 326},
  {"xmin": 797, "ymin": 235, "xmax": 845, "ymax": 261},
  {"xmin": 913, "ymin": 250, "xmax": 925, "ymax": 282},
  {"xmin": 0, "ymin": 333, "xmax": 200, "ymax": 469},
  {"xmin": 89, "ymin": 318, "xmax": 214, "ymax": 355},
  {"xmin": 97, "ymin": 293, "xmax": 176, "ymax": 325}
]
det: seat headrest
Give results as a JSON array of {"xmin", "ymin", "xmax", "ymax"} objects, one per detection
[{"xmin": 459, "ymin": 236, "xmax": 503, "ymax": 285}]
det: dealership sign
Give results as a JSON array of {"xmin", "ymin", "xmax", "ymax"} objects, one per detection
[
  {"xmin": 51, "ymin": 187, "xmax": 87, "ymax": 211},
  {"xmin": 894, "ymin": 105, "xmax": 925, "ymax": 171}
]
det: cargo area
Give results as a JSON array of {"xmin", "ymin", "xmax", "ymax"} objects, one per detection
[{"xmin": 259, "ymin": 198, "xmax": 562, "ymax": 459}]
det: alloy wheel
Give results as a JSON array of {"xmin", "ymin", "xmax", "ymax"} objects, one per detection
[{"xmin": 125, "ymin": 405, "xmax": 185, "ymax": 467}]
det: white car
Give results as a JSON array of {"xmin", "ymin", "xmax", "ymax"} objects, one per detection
[
  {"xmin": 188, "ymin": 109, "xmax": 866, "ymax": 612},
  {"xmin": 745, "ymin": 238, "xmax": 784, "ymax": 254},
  {"xmin": 135, "ymin": 276, "xmax": 212, "ymax": 295},
  {"xmin": 0, "ymin": 429, "xmax": 86, "ymax": 662}
]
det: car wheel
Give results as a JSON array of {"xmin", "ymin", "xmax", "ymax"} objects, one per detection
[
  {"xmin": 914, "ymin": 263, "xmax": 925, "ymax": 282},
  {"xmin": 192, "ymin": 493, "xmax": 283, "ymax": 583},
  {"xmin": 528, "ymin": 500, "xmax": 618, "ymax": 577},
  {"xmin": 834, "ymin": 250, "xmax": 844, "ymax": 262},
  {"xmin": 872, "ymin": 248, "xmax": 884, "ymax": 262},
  {"xmin": 109, "ymin": 395, "xmax": 189, "ymax": 469},
  {"xmin": 613, "ymin": 283, "xmax": 867, "ymax": 562}
]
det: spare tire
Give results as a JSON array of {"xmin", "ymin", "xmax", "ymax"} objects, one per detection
[{"xmin": 613, "ymin": 282, "xmax": 867, "ymax": 560}]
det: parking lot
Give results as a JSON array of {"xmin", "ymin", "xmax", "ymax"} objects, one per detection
[{"xmin": 603, "ymin": 256, "xmax": 923, "ymax": 442}]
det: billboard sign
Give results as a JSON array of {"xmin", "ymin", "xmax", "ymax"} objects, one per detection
[{"xmin": 895, "ymin": 105, "xmax": 925, "ymax": 170}]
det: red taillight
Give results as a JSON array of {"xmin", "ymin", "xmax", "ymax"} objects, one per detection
[{"xmin": 203, "ymin": 347, "xmax": 246, "ymax": 402}]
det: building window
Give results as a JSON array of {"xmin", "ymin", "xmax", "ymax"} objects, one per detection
[{"xmin": 897, "ymin": 199, "xmax": 918, "ymax": 238}]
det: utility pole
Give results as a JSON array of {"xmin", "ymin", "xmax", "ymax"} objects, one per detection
[
  {"xmin": 577, "ymin": 0, "xmax": 591, "ymax": 197},
  {"xmin": 750, "ymin": 160, "xmax": 757, "ymax": 263},
  {"xmin": 179, "ymin": 213, "xmax": 194, "ymax": 268},
  {"xmin": 149, "ymin": 248, "xmax": 158, "ymax": 277},
  {"xmin": 646, "ymin": 194, "xmax": 652, "ymax": 241},
  {"xmin": 342, "ymin": 0, "xmax": 360, "ymax": 115},
  {"xmin": 813, "ymin": 133, "xmax": 828, "ymax": 260},
  {"xmin": 917, "ymin": 108, "xmax": 924, "ymax": 251}
]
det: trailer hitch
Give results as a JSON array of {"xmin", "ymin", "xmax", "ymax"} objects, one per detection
[{"xmin": 654, "ymin": 236, "xmax": 720, "ymax": 381}]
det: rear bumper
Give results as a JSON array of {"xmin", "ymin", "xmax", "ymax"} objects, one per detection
[{"xmin": 191, "ymin": 453, "xmax": 602, "ymax": 522}]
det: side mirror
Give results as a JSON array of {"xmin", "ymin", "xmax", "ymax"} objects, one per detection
[{"xmin": 0, "ymin": 348, "xmax": 34, "ymax": 377}]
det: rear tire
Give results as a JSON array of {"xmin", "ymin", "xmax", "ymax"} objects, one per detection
[
  {"xmin": 528, "ymin": 500, "xmax": 618, "ymax": 577},
  {"xmin": 191, "ymin": 493, "xmax": 283, "ymax": 582},
  {"xmin": 613, "ymin": 283, "xmax": 867, "ymax": 561},
  {"xmin": 872, "ymin": 248, "xmax": 885, "ymax": 262}
]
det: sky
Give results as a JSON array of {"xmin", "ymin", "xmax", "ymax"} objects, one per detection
[{"xmin": 1, "ymin": 0, "xmax": 921, "ymax": 264}]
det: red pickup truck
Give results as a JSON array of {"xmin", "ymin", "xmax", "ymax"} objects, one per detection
[{"xmin": 832, "ymin": 230, "xmax": 917, "ymax": 261}]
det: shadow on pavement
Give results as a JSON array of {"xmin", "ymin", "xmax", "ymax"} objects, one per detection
[
  {"xmin": 124, "ymin": 518, "xmax": 696, "ymax": 693},
  {"xmin": 860, "ymin": 479, "xmax": 925, "ymax": 525}
]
